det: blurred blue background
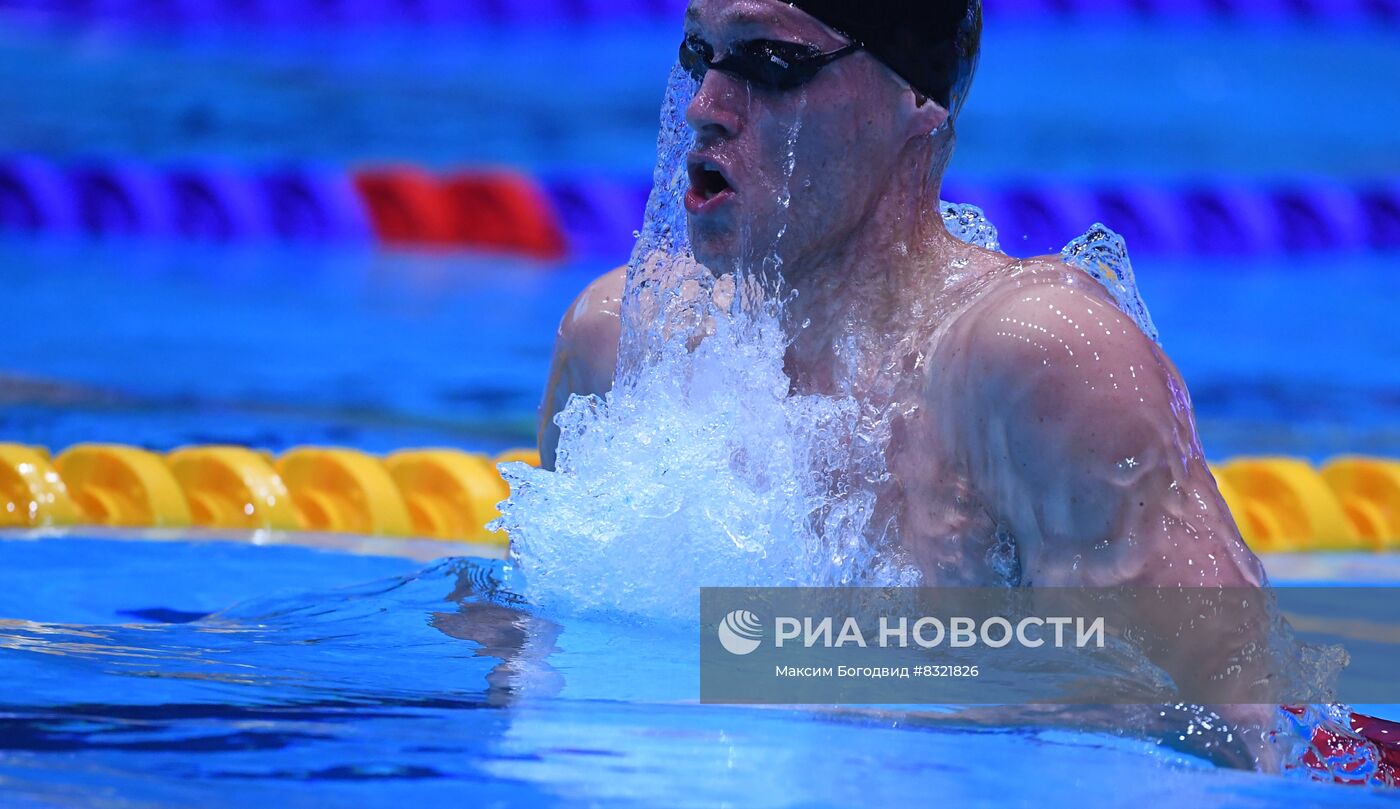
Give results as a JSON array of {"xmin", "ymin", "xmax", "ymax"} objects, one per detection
[{"xmin": 2, "ymin": 1, "xmax": 1399, "ymax": 461}]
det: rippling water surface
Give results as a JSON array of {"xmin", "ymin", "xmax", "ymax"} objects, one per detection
[{"xmin": 0, "ymin": 538, "xmax": 1393, "ymax": 807}]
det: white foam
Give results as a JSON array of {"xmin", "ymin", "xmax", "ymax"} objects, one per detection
[{"xmin": 496, "ymin": 263, "xmax": 921, "ymax": 619}]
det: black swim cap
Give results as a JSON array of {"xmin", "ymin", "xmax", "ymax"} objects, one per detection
[{"xmin": 786, "ymin": 0, "xmax": 982, "ymax": 116}]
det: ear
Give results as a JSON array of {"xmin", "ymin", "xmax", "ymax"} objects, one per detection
[{"xmin": 899, "ymin": 88, "xmax": 949, "ymax": 140}]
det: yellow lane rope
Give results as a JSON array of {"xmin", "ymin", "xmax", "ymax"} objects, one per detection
[{"xmin": 1, "ymin": 442, "xmax": 1396, "ymax": 553}]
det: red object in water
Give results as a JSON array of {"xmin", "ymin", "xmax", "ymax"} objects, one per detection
[
  {"xmin": 352, "ymin": 167, "xmax": 566, "ymax": 257},
  {"xmin": 1287, "ymin": 707, "xmax": 1400, "ymax": 786},
  {"xmin": 442, "ymin": 171, "xmax": 567, "ymax": 260},
  {"xmin": 352, "ymin": 167, "xmax": 459, "ymax": 247}
]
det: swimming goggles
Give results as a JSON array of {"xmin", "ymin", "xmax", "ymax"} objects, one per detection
[{"xmin": 679, "ymin": 35, "xmax": 862, "ymax": 92}]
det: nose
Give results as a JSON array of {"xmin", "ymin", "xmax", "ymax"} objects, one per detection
[{"xmin": 684, "ymin": 70, "xmax": 742, "ymax": 144}]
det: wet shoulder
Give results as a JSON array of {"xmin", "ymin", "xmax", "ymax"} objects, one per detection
[
  {"xmin": 558, "ymin": 266, "xmax": 625, "ymax": 372},
  {"xmin": 550, "ymin": 265, "xmax": 625, "ymax": 411},
  {"xmin": 933, "ymin": 253, "xmax": 1134, "ymax": 358},
  {"xmin": 924, "ymin": 253, "xmax": 1173, "ymax": 422}
]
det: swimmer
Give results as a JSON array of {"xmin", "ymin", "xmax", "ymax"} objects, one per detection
[
  {"xmin": 543, "ymin": 0, "xmax": 1264, "ymax": 593},
  {"xmin": 534, "ymin": 0, "xmax": 1399, "ymax": 776}
]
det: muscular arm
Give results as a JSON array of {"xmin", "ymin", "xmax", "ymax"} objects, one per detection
[
  {"xmin": 952, "ymin": 275, "xmax": 1263, "ymax": 589},
  {"xmin": 538, "ymin": 267, "xmax": 624, "ymax": 470},
  {"xmin": 947, "ymin": 273, "xmax": 1280, "ymax": 761}
]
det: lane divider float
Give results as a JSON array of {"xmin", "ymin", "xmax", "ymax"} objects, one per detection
[
  {"xmin": 1, "ymin": 442, "xmax": 1395, "ymax": 552},
  {"xmin": 0, "ymin": 158, "xmax": 566, "ymax": 257},
  {"xmin": 3, "ymin": 157, "xmax": 1398, "ymax": 260},
  {"xmin": 0, "ymin": 442, "xmax": 542, "ymax": 546},
  {"xmin": 1211, "ymin": 456, "xmax": 1400, "ymax": 553}
]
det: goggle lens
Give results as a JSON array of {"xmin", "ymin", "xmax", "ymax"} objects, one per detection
[{"xmin": 679, "ymin": 36, "xmax": 858, "ymax": 92}]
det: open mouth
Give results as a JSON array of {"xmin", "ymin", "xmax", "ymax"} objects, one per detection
[
  {"xmin": 685, "ymin": 157, "xmax": 735, "ymax": 214},
  {"xmin": 690, "ymin": 161, "xmax": 732, "ymax": 199}
]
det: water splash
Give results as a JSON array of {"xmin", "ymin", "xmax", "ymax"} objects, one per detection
[
  {"xmin": 502, "ymin": 64, "xmax": 1178, "ymax": 619},
  {"xmin": 496, "ymin": 304, "xmax": 919, "ymax": 618},
  {"xmin": 941, "ymin": 200, "xmax": 1002, "ymax": 252},
  {"xmin": 1061, "ymin": 223, "xmax": 1161, "ymax": 343},
  {"xmin": 495, "ymin": 68, "xmax": 917, "ymax": 619}
]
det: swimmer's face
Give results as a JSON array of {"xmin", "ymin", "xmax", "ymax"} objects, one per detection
[{"xmin": 682, "ymin": 0, "xmax": 943, "ymax": 277}]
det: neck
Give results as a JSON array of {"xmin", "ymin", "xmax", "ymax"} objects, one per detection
[{"xmin": 779, "ymin": 150, "xmax": 971, "ymax": 394}]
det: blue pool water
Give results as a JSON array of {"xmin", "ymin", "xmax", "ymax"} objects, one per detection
[
  {"xmin": 4, "ymin": 22, "xmax": 1400, "ymax": 177},
  {"xmin": 4, "ymin": 9, "xmax": 1400, "ymax": 807},
  {"xmin": 0, "ymin": 537, "xmax": 1396, "ymax": 808}
]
